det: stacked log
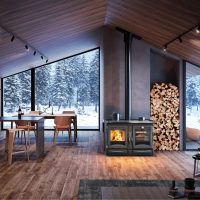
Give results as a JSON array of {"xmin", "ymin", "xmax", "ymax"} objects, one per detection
[{"xmin": 150, "ymin": 83, "xmax": 179, "ymax": 150}]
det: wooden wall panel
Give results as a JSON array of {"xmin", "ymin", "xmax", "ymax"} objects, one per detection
[
  {"xmin": 1, "ymin": 0, "xmax": 200, "ymax": 76},
  {"xmin": 103, "ymin": 27, "xmax": 125, "ymax": 120},
  {"xmin": 131, "ymin": 39, "xmax": 151, "ymax": 119},
  {"xmin": 150, "ymin": 50, "xmax": 180, "ymax": 88}
]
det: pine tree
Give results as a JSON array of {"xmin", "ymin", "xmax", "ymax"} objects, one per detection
[
  {"xmin": 18, "ymin": 70, "xmax": 31, "ymax": 111},
  {"xmin": 35, "ymin": 65, "xmax": 51, "ymax": 110},
  {"xmin": 63, "ymin": 59, "xmax": 75, "ymax": 108},
  {"xmin": 76, "ymin": 54, "xmax": 90, "ymax": 111},
  {"xmin": 3, "ymin": 74, "xmax": 21, "ymax": 112},
  {"xmin": 89, "ymin": 49, "xmax": 99, "ymax": 112},
  {"xmin": 51, "ymin": 60, "xmax": 68, "ymax": 110}
]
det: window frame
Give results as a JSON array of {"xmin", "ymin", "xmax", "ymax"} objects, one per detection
[{"xmin": 1, "ymin": 47, "xmax": 100, "ymax": 131}]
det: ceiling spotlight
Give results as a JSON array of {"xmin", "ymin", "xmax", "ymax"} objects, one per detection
[
  {"xmin": 196, "ymin": 25, "xmax": 200, "ymax": 33},
  {"xmin": 178, "ymin": 37, "xmax": 182, "ymax": 43},
  {"xmin": 163, "ymin": 45, "xmax": 167, "ymax": 52},
  {"xmin": 11, "ymin": 35, "xmax": 15, "ymax": 42},
  {"xmin": 46, "ymin": 59, "xmax": 48, "ymax": 63},
  {"xmin": 41, "ymin": 55, "xmax": 43, "ymax": 60},
  {"xmin": 33, "ymin": 51, "xmax": 36, "ymax": 56},
  {"xmin": 25, "ymin": 45, "xmax": 29, "ymax": 51}
]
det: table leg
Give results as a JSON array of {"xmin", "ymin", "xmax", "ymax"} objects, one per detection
[
  {"xmin": 74, "ymin": 116, "xmax": 77, "ymax": 142},
  {"xmin": 35, "ymin": 118, "xmax": 44, "ymax": 158},
  {"xmin": 11, "ymin": 121, "xmax": 13, "ymax": 128}
]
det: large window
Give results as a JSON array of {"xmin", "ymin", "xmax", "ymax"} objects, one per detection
[
  {"xmin": 2, "ymin": 48, "xmax": 99, "ymax": 129},
  {"xmin": 3, "ymin": 70, "xmax": 31, "ymax": 127},
  {"xmin": 186, "ymin": 62, "xmax": 200, "ymax": 149}
]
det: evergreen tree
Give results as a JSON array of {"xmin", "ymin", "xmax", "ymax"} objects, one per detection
[
  {"xmin": 18, "ymin": 71, "xmax": 31, "ymax": 111},
  {"xmin": 70, "ymin": 55, "xmax": 82, "ymax": 109},
  {"xmin": 3, "ymin": 74, "xmax": 21, "ymax": 112},
  {"xmin": 76, "ymin": 54, "xmax": 90, "ymax": 111},
  {"xmin": 89, "ymin": 50, "xmax": 99, "ymax": 112},
  {"xmin": 35, "ymin": 65, "xmax": 51, "ymax": 110},
  {"xmin": 51, "ymin": 60, "xmax": 67, "ymax": 110},
  {"xmin": 63, "ymin": 59, "xmax": 75, "ymax": 108}
]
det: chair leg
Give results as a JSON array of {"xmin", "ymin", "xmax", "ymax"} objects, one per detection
[
  {"xmin": 14, "ymin": 131, "xmax": 17, "ymax": 141},
  {"xmin": 21, "ymin": 131, "xmax": 23, "ymax": 144},
  {"xmin": 53, "ymin": 130, "xmax": 58, "ymax": 144},
  {"xmin": 7, "ymin": 131, "xmax": 15, "ymax": 165},
  {"xmin": 5, "ymin": 130, "xmax": 9, "ymax": 160},
  {"xmin": 68, "ymin": 129, "xmax": 71, "ymax": 142},
  {"xmin": 23, "ymin": 131, "xmax": 29, "ymax": 161},
  {"xmin": 28, "ymin": 128, "xmax": 30, "ymax": 146}
]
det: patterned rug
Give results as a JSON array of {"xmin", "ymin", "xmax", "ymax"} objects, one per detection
[{"xmin": 78, "ymin": 179, "xmax": 200, "ymax": 199}]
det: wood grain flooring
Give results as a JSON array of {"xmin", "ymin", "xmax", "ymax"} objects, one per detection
[{"xmin": 0, "ymin": 130, "xmax": 198, "ymax": 199}]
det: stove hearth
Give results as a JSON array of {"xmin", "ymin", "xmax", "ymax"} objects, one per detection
[{"xmin": 103, "ymin": 120, "xmax": 153, "ymax": 156}]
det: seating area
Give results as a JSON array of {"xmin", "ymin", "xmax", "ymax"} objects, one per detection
[
  {"xmin": 1, "ymin": 110, "xmax": 77, "ymax": 165},
  {"xmin": 15, "ymin": 120, "xmax": 36, "ymax": 146}
]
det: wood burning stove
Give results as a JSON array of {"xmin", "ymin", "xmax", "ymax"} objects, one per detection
[
  {"xmin": 106, "ymin": 125, "xmax": 130, "ymax": 155},
  {"xmin": 104, "ymin": 120, "xmax": 153, "ymax": 156}
]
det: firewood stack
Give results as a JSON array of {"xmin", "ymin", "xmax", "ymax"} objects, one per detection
[{"xmin": 150, "ymin": 83, "xmax": 180, "ymax": 150}]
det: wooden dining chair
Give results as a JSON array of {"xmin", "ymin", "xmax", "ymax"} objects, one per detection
[
  {"xmin": 15, "ymin": 121, "xmax": 36, "ymax": 146},
  {"xmin": 53, "ymin": 116, "xmax": 72, "ymax": 144},
  {"xmin": 62, "ymin": 110, "xmax": 75, "ymax": 127},
  {"xmin": 5, "ymin": 128, "xmax": 29, "ymax": 165},
  {"xmin": 29, "ymin": 111, "xmax": 40, "ymax": 115}
]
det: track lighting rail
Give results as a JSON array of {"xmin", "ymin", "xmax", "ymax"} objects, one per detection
[
  {"xmin": 163, "ymin": 24, "xmax": 200, "ymax": 52},
  {"xmin": 0, "ymin": 24, "xmax": 49, "ymax": 64}
]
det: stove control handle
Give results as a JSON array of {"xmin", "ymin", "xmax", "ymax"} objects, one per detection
[{"xmin": 141, "ymin": 126, "xmax": 144, "ymax": 129}]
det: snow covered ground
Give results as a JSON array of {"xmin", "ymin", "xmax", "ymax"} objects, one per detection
[
  {"xmin": 186, "ymin": 106, "xmax": 200, "ymax": 149},
  {"xmin": 186, "ymin": 107, "xmax": 200, "ymax": 129}
]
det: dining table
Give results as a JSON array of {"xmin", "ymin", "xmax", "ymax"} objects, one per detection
[
  {"xmin": 0, "ymin": 116, "xmax": 45, "ymax": 158},
  {"xmin": 24, "ymin": 113, "xmax": 78, "ymax": 142}
]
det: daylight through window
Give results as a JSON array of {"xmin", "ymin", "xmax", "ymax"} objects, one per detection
[{"xmin": 3, "ymin": 48, "xmax": 100, "ymax": 129}]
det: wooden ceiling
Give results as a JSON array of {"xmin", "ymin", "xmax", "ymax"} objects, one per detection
[{"xmin": 0, "ymin": 0, "xmax": 200, "ymax": 77}]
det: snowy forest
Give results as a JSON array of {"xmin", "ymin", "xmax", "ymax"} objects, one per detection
[
  {"xmin": 186, "ymin": 75, "xmax": 200, "ymax": 111},
  {"xmin": 186, "ymin": 74, "xmax": 200, "ymax": 129},
  {"xmin": 3, "ymin": 49, "xmax": 99, "ymax": 128}
]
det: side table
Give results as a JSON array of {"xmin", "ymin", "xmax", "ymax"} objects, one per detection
[{"xmin": 192, "ymin": 154, "xmax": 200, "ymax": 177}]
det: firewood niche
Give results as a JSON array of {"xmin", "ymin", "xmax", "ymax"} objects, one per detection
[{"xmin": 150, "ymin": 83, "xmax": 179, "ymax": 150}]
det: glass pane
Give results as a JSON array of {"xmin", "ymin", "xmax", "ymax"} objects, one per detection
[
  {"xmin": 110, "ymin": 130, "xmax": 126, "ymax": 142},
  {"xmin": 186, "ymin": 62, "xmax": 200, "ymax": 149},
  {"xmin": 35, "ymin": 49, "xmax": 99, "ymax": 129},
  {"xmin": 3, "ymin": 70, "xmax": 31, "ymax": 128},
  {"xmin": 135, "ymin": 127, "xmax": 150, "ymax": 146}
]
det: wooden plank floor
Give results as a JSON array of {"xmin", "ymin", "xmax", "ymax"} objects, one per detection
[{"xmin": 0, "ymin": 130, "xmax": 198, "ymax": 199}]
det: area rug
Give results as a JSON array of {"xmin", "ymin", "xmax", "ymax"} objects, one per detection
[{"xmin": 78, "ymin": 179, "xmax": 200, "ymax": 199}]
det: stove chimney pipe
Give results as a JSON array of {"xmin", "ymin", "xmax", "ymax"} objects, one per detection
[
  {"xmin": 116, "ymin": 27, "xmax": 132, "ymax": 120},
  {"xmin": 116, "ymin": 27, "xmax": 142, "ymax": 120}
]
